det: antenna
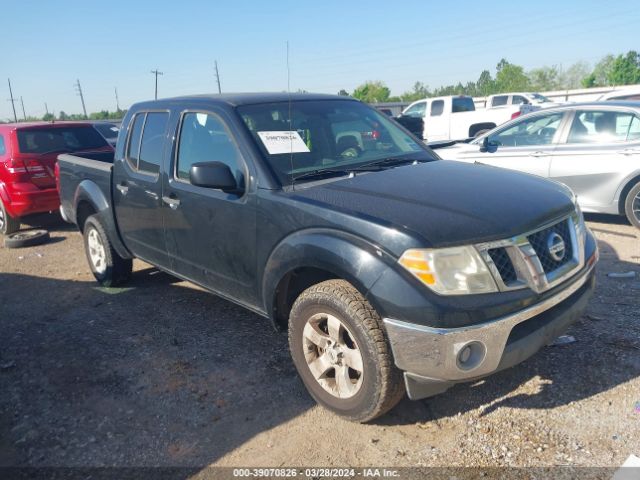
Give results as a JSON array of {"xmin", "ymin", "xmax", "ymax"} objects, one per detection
[
  {"xmin": 214, "ymin": 61, "xmax": 222, "ymax": 94},
  {"xmin": 7, "ymin": 78, "xmax": 18, "ymax": 123}
]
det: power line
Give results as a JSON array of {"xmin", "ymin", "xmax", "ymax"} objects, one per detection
[
  {"xmin": 20, "ymin": 96, "xmax": 26, "ymax": 121},
  {"xmin": 7, "ymin": 78, "xmax": 18, "ymax": 123},
  {"xmin": 214, "ymin": 61, "xmax": 221, "ymax": 94},
  {"xmin": 74, "ymin": 79, "xmax": 88, "ymax": 119},
  {"xmin": 151, "ymin": 69, "xmax": 163, "ymax": 100}
]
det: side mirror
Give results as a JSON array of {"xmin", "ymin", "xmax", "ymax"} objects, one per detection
[
  {"xmin": 189, "ymin": 162, "xmax": 240, "ymax": 193},
  {"xmin": 479, "ymin": 136, "xmax": 498, "ymax": 153}
]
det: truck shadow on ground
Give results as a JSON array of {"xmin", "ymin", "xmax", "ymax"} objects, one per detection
[{"xmin": 0, "ymin": 239, "xmax": 638, "ymax": 469}]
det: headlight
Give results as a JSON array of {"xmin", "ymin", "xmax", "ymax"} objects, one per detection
[{"xmin": 398, "ymin": 246, "xmax": 498, "ymax": 295}]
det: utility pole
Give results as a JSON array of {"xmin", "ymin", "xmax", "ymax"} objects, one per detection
[
  {"xmin": 45, "ymin": 102, "xmax": 49, "ymax": 115},
  {"xmin": 20, "ymin": 96, "xmax": 26, "ymax": 120},
  {"xmin": 74, "ymin": 79, "xmax": 88, "ymax": 119},
  {"xmin": 114, "ymin": 87, "xmax": 120, "ymax": 112},
  {"xmin": 7, "ymin": 78, "xmax": 18, "ymax": 123},
  {"xmin": 214, "ymin": 60, "xmax": 221, "ymax": 94},
  {"xmin": 150, "ymin": 69, "xmax": 163, "ymax": 100}
]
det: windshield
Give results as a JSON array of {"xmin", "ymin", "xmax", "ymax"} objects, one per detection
[
  {"xmin": 237, "ymin": 100, "xmax": 435, "ymax": 185},
  {"xmin": 17, "ymin": 126, "xmax": 109, "ymax": 154},
  {"xmin": 93, "ymin": 123, "xmax": 119, "ymax": 139},
  {"xmin": 532, "ymin": 93, "xmax": 551, "ymax": 103}
]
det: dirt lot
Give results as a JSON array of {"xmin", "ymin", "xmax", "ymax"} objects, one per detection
[{"xmin": 0, "ymin": 214, "xmax": 639, "ymax": 472}]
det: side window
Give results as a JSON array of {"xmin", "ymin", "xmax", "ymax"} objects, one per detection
[
  {"xmin": 491, "ymin": 95, "xmax": 508, "ymax": 107},
  {"xmin": 403, "ymin": 102, "xmax": 426, "ymax": 118},
  {"xmin": 488, "ymin": 112, "xmax": 564, "ymax": 147},
  {"xmin": 126, "ymin": 114, "xmax": 145, "ymax": 168},
  {"xmin": 567, "ymin": 110, "xmax": 634, "ymax": 144},
  {"xmin": 138, "ymin": 112, "xmax": 169, "ymax": 174},
  {"xmin": 431, "ymin": 100, "xmax": 444, "ymax": 116},
  {"xmin": 512, "ymin": 95, "xmax": 528, "ymax": 105},
  {"xmin": 627, "ymin": 116, "xmax": 640, "ymax": 141},
  {"xmin": 0, "ymin": 135, "xmax": 5, "ymax": 156},
  {"xmin": 176, "ymin": 112, "xmax": 243, "ymax": 186}
]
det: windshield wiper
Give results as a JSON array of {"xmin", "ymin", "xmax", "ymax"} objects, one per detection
[
  {"xmin": 292, "ymin": 169, "xmax": 353, "ymax": 182},
  {"xmin": 350, "ymin": 156, "xmax": 429, "ymax": 171}
]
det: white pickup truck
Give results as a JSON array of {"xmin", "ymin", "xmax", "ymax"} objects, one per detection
[
  {"xmin": 485, "ymin": 92, "xmax": 561, "ymax": 109},
  {"xmin": 399, "ymin": 95, "xmax": 526, "ymax": 142}
]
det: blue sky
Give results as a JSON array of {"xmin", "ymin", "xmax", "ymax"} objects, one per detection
[{"xmin": 3, "ymin": 0, "xmax": 639, "ymax": 120}]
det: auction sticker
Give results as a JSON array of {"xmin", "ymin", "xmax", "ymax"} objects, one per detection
[{"xmin": 257, "ymin": 131, "xmax": 310, "ymax": 155}]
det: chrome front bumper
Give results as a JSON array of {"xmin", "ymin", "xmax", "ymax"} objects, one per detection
[{"xmin": 383, "ymin": 259, "xmax": 597, "ymax": 400}]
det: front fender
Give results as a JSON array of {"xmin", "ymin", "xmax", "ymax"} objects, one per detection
[
  {"xmin": 74, "ymin": 180, "xmax": 131, "ymax": 259},
  {"xmin": 261, "ymin": 228, "xmax": 398, "ymax": 319}
]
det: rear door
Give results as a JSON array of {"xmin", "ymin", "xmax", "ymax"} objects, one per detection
[
  {"xmin": 461, "ymin": 111, "xmax": 567, "ymax": 178},
  {"xmin": 550, "ymin": 108, "xmax": 640, "ymax": 210},
  {"xmin": 113, "ymin": 111, "xmax": 171, "ymax": 267},
  {"xmin": 163, "ymin": 108, "xmax": 257, "ymax": 304}
]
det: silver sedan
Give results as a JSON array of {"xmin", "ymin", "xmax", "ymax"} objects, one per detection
[{"xmin": 437, "ymin": 101, "xmax": 640, "ymax": 228}]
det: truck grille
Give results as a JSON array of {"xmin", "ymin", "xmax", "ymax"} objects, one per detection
[
  {"xmin": 478, "ymin": 212, "xmax": 584, "ymax": 294},
  {"xmin": 488, "ymin": 248, "xmax": 517, "ymax": 284},
  {"xmin": 526, "ymin": 219, "xmax": 573, "ymax": 274}
]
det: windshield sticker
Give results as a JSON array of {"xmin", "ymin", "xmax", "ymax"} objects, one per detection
[{"xmin": 257, "ymin": 131, "xmax": 310, "ymax": 155}]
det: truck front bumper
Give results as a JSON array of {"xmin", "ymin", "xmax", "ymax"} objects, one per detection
[{"xmin": 383, "ymin": 258, "xmax": 597, "ymax": 400}]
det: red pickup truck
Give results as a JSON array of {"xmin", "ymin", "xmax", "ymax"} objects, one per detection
[{"xmin": 0, "ymin": 122, "xmax": 113, "ymax": 234}]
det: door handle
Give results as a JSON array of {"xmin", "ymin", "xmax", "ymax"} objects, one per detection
[
  {"xmin": 617, "ymin": 149, "xmax": 640, "ymax": 155},
  {"xmin": 144, "ymin": 190, "xmax": 159, "ymax": 200},
  {"xmin": 162, "ymin": 195, "xmax": 181, "ymax": 210},
  {"xmin": 529, "ymin": 151, "xmax": 549, "ymax": 158},
  {"xmin": 116, "ymin": 183, "xmax": 129, "ymax": 195}
]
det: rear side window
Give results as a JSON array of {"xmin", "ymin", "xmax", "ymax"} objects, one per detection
[
  {"xmin": 138, "ymin": 113, "xmax": 169, "ymax": 174},
  {"xmin": 126, "ymin": 112, "xmax": 169, "ymax": 174},
  {"xmin": 431, "ymin": 100, "xmax": 444, "ymax": 116},
  {"xmin": 16, "ymin": 127, "xmax": 108, "ymax": 154},
  {"xmin": 491, "ymin": 95, "xmax": 508, "ymax": 107},
  {"xmin": 452, "ymin": 97, "xmax": 475, "ymax": 112},
  {"xmin": 0, "ymin": 135, "xmax": 5, "ymax": 155},
  {"xmin": 567, "ymin": 110, "xmax": 637, "ymax": 144},
  {"xmin": 512, "ymin": 95, "xmax": 528, "ymax": 105}
]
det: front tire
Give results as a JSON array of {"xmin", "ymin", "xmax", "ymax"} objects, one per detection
[
  {"xmin": 289, "ymin": 280, "xmax": 404, "ymax": 422},
  {"xmin": 624, "ymin": 182, "xmax": 640, "ymax": 229},
  {"xmin": 0, "ymin": 198, "xmax": 21, "ymax": 235},
  {"xmin": 83, "ymin": 215, "xmax": 132, "ymax": 287}
]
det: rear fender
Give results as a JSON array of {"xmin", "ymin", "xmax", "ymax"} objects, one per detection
[{"xmin": 74, "ymin": 180, "xmax": 131, "ymax": 259}]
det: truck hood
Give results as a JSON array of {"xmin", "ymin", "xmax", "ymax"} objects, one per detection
[{"xmin": 290, "ymin": 160, "xmax": 575, "ymax": 247}]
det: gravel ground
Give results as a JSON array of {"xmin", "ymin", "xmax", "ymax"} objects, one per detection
[{"xmin": 0, "ymin": 213, "xmax": 638, "ymax": 472}]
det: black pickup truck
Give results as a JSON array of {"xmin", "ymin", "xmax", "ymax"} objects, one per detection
[{"xmin": 58, "ymin": 93, "xmax": 598, "ymax": 422}]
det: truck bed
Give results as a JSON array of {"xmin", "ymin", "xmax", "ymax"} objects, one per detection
[{"xmin": 57, "ymin": 152, "xmax": 115, "ymax": 227}]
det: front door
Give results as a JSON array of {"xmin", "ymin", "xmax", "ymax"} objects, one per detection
[
  {"xmin": 113, "ymin": 111, "xmax": 171, "ymax": 267},
  {"xmin": 163, "ymin": 109, "xmax": 257, "ymax": 304}
]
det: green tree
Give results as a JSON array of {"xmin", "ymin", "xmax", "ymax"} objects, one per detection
[
  {"xmin": 337, "ymin": 89, "xmax": 350, "ymax": 96},
  {"xmin": 475, "ymin": 70, "xmax": 495, "ymax": 96},
  {"xmin": 582, "ymin": 54, "xmax": 615, "ymax": 87},
  {"xmin": 528, "ymin": 66, "xmax": 561, "ymax": 91},
  {"xmin": 58, "ymin": 111, "xmax": 69, "ymax": 120},
  {"xmin": 495, "ymin": 59, "xmax": 530, "ymax": 92},
  {"xmin": 42, "ymin": 113, "xmax": 55, "ymax": 121},
  {"xmin": 608, "ymin": 50, "xmax": 640, "ymax": 85},
  {"xmin": 400, "ymin": 81, "xmax": 430, "ymax": 102},
  {"xmin": 352, "ymin": 81, "xmax": 391, "ymax": 103},
  {"xmin": 561, "ymin": 61, "xmax": 590, "ymax": 89}
]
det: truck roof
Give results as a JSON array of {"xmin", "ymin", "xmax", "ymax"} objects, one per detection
[{"xmin": 132, "ymin": 92, "xmax": 355, "ymax": 109}]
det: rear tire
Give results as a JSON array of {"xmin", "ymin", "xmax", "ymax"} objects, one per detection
[
  {"xmin": 288, "ymin": 279, "xmax": 405, "ymax": 423},
  {"xmin": 0, "ymin": 199, "xmax": 21, "ymax": 235},
  {"xmin": 624, "ymin": 182, "xmax": 640, "ymax": 229},
  {"xmin": 83, "ymin": 215, "xmax": 132, "ymax": 287}
]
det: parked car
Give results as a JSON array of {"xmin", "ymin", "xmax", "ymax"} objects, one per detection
[
  {"xmin": 485, "ymin": 92, "xmax": 561, "ymax": 109},
  {"xmin": 58, "ymin": 93, "xmax": 597, "ymax": 422},
  {"xmin": 598, "ymin": 86, "xmax": 640, "ymax": 101},
  {"xmin": 91, "ymin": 121, "xmax": 120, "ymax": 147},
  {"xmin": 436, "ymin": 101, "xmax": 640, "ymax": 228},
  {"xmin": 399, "ymin": 95, "xmax": 528, "ymax": 141},
  {"xmin": 0, "ymin": 122, "xmax": 113, "ymax": 234}
]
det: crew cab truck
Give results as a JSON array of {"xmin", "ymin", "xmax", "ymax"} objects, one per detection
[
  {"xmin": 0, "ymin": 122, "xmax": 112, "ymax": 234},
  {"xmin": 400, "ymin": 95, "xmax": 529, "ymax": 141},
  {"xmin": 58, "ymin": 93, "xmax": 598, "ymax": 422}
]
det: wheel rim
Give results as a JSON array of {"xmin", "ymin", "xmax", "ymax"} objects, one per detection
[
  {"xmin": 633, "ymin": 191, "xmax": 640, "ymax": 222},
  {"xmin": 0, "ymin": 207, "xmax": 5, "ymax": 231},
  {"xmin": 87, "ymin": 228, "xmax": 107, "ymax": 274},
  {"xmin": 302, "ymin": 313, "xmax": 364, "ymax": 399}
]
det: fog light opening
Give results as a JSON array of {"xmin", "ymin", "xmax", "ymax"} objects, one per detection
[{"xmin": 456, "ymin": 341, "xmax": 486, "ymax": 371}]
